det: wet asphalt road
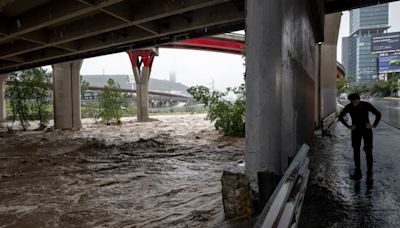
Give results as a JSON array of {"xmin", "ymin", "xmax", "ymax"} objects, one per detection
[
  {"xmin": 299, "ymin": 112, "xmax": 400, "ymax": 227},
  {"xmin": 370, "ymin": 98, "xmax": 400, "ymax": 129}
]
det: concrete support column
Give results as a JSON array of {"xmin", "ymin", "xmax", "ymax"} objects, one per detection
[
  {"xmin": 134, "ymin": 67, "xmax": 150, "ymax": 122},
  {"xmin": 52, "ymin": 60, "xmax": 83, "ymax": 130},
  {"xmin": 318, "ymin": 13, "xmax": 341, "ymax": 120},
  {"xmin": 127, "ymin": 49, "xmax": 157, "ymax": 122},
  {"xmin": 0, "ymin": 74, "xmax": 7, "ymax": 123},
  {"xmin": 245, "ymin": 0, "xmax": 283, "ymax": 181},
  {"xmin": 245, "ymin": 0, "xmax": 319, "ymax": 184}
]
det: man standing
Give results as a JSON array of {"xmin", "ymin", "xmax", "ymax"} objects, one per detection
[{"xmin": 338, "ymin": 93, "xmax": 381, "ymax": 180}]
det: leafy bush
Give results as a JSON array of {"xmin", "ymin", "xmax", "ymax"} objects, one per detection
[
  {"xmin": 81, "ymin": 101, "xmax": 100, "ymax": 119},
  {"xmin": 371, "ymin": 76, "xmax": 400, "ymax": 97},
  {"xmin": 6, "ymin": 68, "xmax": 51, "ymax": 130},
  {"xmin": 187, "ymin": 84, "xmax": 245, "ymax": 137},
  {"xmin": 99, "ymin": 79, "xmax": 127, "ymax": 124},
  {"xmin": 371, "ymin": 81, "xmax": 391, "ymax": 97},
  {"xmin": 336, "ymin": 78, "xmax": 348, "ymax": 95}
]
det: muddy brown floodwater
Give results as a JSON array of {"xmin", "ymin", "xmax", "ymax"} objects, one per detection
[{"xmin": 0, "ymin": 114, "xmax": 245, "ymax": 228}]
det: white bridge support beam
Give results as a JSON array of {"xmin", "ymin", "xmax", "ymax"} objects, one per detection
[
  {"xmin": 245, "ymin": 0, "xmax": 319, "ymax": 199},
  {"xmin": 52, "ymin": 60, "xmax": 83, "ymax": 130},
  {"xmin": 318, "ymin": 13, "xmax": 342, "ymax": 122},
  {"xmin": 0, "ymin": 74, "xmax": 7, "ymax": 123}
]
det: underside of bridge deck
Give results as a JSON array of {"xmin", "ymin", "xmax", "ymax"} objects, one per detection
[
  {"xmin": 0, "ymin": 0, "xmax": 245, "ymax": 74},
  {"xmin": 1, "ymin": 0, "xmax": 398, "ymax": 74}
]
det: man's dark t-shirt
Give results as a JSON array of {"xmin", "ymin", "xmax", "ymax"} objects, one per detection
[{"xmin": 338, "ymin": 101, "xmax": 381, "ymax": 130}]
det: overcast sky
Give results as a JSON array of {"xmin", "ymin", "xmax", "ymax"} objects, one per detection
[
  {"xmin": 76, "ymin": 2, "xmax": 400, "ymax": 90},
  {"xmin": 80, "ymin": 49, "xmax": 245, "ymax": 91}
]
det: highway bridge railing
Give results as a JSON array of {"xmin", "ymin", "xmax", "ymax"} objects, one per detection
[{"xmin": 255, "ymin": 144, "xmax": 310, "ymax": 228}]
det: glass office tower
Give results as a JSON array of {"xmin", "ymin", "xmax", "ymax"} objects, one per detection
[{"xmin": 343, "ymin": 4, "xmax": 389, "ymax": 85}]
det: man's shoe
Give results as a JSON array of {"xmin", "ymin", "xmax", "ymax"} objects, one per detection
[{"xmin": 350, "ymin": 171, "xmax": 362, "ymax": 180}]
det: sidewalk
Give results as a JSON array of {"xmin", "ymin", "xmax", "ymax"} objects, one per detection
[
  {"xmin": 383, "ymin": 97, "xmax": 400, "ymax": 100},
  {"xmin": 299, "ymin": 121, "xmax": 400, "ymax": 228}
]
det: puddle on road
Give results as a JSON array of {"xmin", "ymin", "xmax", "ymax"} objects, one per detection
[
  {"xmin": 299, "ymin": 123, "xmax": 400, "ymax": 228},
  {"xmin": 0, "ymin": 114, "xmax": 244, "ymax": 227}
]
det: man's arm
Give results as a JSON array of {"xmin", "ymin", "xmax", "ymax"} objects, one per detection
[
  {"xmin": 368, "ymin": 103, "xmax": 381, "ymax": 127},
  {"xmin": 338, "ymin": 105, "xmax": 351, "ymax": 128}
]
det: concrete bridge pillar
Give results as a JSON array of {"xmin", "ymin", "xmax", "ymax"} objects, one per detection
[
  {"xmin": 245, "ymin": 0, "xmax": 284, "ymax": 181},
  {"xmin": 245, "ymin": 0, "xmax": 319, "ymax": 199},
  {"xmin": 52, "ymin": 60, "xmax": 83, "ymax": 130},
  {"xmin": 127, "ymin": 49, "xmax": 158, "ymax": 122},
  {"xmin": 319, "ymin": 13, "xmax": 341, "ymax": 122},
  {"xmin": 0, "ymin": 74, "xmax": 7, "ymax": 123}
]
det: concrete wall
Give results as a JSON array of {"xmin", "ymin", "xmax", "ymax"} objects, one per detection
[{"xmin": 246, "ymin": 0, "xmax": 318, "ymax": 182}]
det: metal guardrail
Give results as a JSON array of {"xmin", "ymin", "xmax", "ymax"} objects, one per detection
[
  {"xmin": 5, "ymin": 81, "xmax": 192, "ymax": 99},
  {"xmin": 336, "ymin": 103, "xmax": 344, "ymax": 114},
  {"xmin": 255, "ymin": 144, "xmax": 310, "ymax": 228},
  {"xmin": 321, "ymin": 112, "xmax": 336, "ymax": 136}
]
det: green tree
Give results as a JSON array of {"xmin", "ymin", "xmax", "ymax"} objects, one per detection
[
  {"xmin": 7, "ymin": 72, "xmax": 31, "ymax": 130},
  {"xmin": 27, "ymin": 68, "xmax": 51, "ymax": 129},
  {"xmin": 370, "ymin": 76, "xmax": 400, "ymax": 97},
  {"xmin": 80, "ymin": 76, "xmax": 90, "ymax": 100},
  {"xmin": 99, "ymin": 79, "xmax": 127, "ymax": 124},
  {"xmin": 371, "ymin": 81, "xmax": 390, "ymax": 97},
  {"xmin": 187, "ymin": 84, "xmax": 245, "ymax": 137},
  {"xmin": 349, "ymin": 83, "xmax": 371, "ymax": 95},
  {"xmin": 6, "ymin": 68, "xmax": 51, "ymax": 130},
  {"xmin": 336, "ymin": 78, "xmax": 348, "ymax": 95}
]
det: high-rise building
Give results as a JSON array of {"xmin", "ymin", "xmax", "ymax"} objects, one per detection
[
  {"xmin": 343, "ymin": 4, "xmax": 389, "ymax": 85},
  {"xmin": 341, "ymin": 37, "xmax": 349, "ymax": 75}
]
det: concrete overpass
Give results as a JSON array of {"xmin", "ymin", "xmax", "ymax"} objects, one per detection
[
  {"xmin": 0, "ymin": 0, "xmax": 399, "ymax": 223},
  {"xmin": 0, "ymin": 0, "xmax": 396, "ymax": 73},
  {"xmin": 162, "ymin": 33, "xmax": 244, "ymax": 55},
  {"xmin": 0, "ymin": 0, "xmax": 245, "ymax": 74}
]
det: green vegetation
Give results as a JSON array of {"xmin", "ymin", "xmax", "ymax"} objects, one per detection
[
  {"xmin": 338, "ymin": 75, "xmax": 400, "ymax": 97},
  {"xmin": 80, "ymin": 77, "xmax": 90, "ymax": 99},
  {"xmin": 187, "ymin": 84, "xmax": 245, "ymax": 137},
  {"xmin": 6, "ymin": 68, "xmax": 51, "ymax": 130},
  {"xmin": 336, "ymin": 78, "xmax": 348, "ymax": 95},
  {"xmin": 99, "ymin": 79, "xmax": 128, "ymax": 124},
  {"xmin": 371, "ymin": 75, "xmax": 400, "ymax": 97},
  {"xmin": 348, "ymin": 83, "xmax": 370, "ymax": 95}
]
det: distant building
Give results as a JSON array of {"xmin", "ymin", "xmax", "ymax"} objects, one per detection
[
  {"xmin": 81, "ymin": 74, "xmax": 189, "ymax": 96},
  {"xmin": 343, "ymin": 4, "xmax": 389, "ymax": 86},
  {"xmin": 341, "ymin": 37, "xmax": 349, "ymax": 75}
]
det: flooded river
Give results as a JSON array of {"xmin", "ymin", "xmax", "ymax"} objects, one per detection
[{"xmin": 0, "ymin": 114, "xmax": 244, "ymax": 227}]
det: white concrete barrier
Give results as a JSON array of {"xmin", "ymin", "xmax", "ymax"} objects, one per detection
[{"xmin": 255, "ymin": 144, "xmax": 310, "ymax": 228}]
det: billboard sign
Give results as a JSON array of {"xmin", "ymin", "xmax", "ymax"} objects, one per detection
[
  {"xmin": 371, "ymin": 32, "xmax": 400, "ymax": 54},
  {"xmin": 378, "ymin": 54, "xmax": 400, "ymax": 73}
]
